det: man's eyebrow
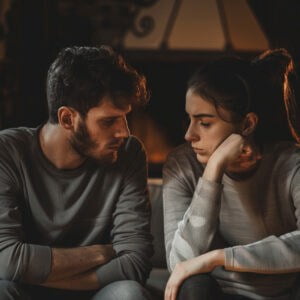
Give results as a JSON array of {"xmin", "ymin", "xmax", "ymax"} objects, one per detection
[
  {"xmin": 101, "ymin": 116, "xmax": 118, "ymax": 119},
  {"xmin": 97, "ymin": 116, "xmax": 119, "ymax": 122},
  {"xmin": 100, "ymin": 114, "xmax": 125, "ymax": 119}
]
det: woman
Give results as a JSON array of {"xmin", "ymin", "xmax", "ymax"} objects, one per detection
[{"xmin": 163, "ymin": 49, "xmax": 300, "ymax": 300}]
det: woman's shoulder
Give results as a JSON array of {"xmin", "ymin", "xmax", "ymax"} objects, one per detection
[
  {"xmin": 168, "ymin": 142, "xmax": 193, "ymax": 156},
  {"xmin": 267, "ymin": 141, "xmax": 300, "ymax": 158},
  {"xmin": 166, "ymin": 143, "xmax": 196, "ymax": 164},
  {"xmin": 163, "ymin": 143, "xmax": 204, "ymax": 177},
  {"xmin": 264, "ymin": 141, "xmax": 300, "ymax": 172}
]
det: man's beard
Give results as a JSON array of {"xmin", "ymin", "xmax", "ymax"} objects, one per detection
[{"xmin": 69, "ymin": 120, "xmax": 117, "ymax": 164}]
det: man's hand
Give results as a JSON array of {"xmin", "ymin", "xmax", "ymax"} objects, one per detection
[
  {"xmin": 164, "ymin": 249, "xmax": 225, "ymax": 300},
  {"xmin": 45, "ymin": 244, "xmax": 115, "ymax": 283},
  {"xmin": 98, "ymin": 244, "xmax": 116, "ymax": 265},
  {"xmin": 41, "ymin": 269, "xmax": 100, "ymax": 290}
]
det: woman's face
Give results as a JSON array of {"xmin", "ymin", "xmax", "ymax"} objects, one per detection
[{"xmin": 185, "ymin": 89, "xmax": 242, "ymax": 164}]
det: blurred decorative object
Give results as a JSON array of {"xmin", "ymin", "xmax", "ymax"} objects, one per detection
[
  {"xmin": 56, "ymin": 0, "xmax": 137, "ymax": 48},
  {"xmin": 124, "ymin": 0, "xmax": 174, "ymax": 49},
  {"xmin": 220, "ymin": 0, "xmax": 269, "ymax": 51},
  {"xmin": 0, "ymin": 0, "xmax": 13, "ymax": 129},
  {"xmin": 168, "ymin": 0, "xmax": 225, "ymax": 50},
  {"xmin": 54, "ymin": 0, "xmax": 269, "ymax": 52},
  {"xmin": 0, "ymin": 0, "xmax": 11, "ymax": 59},
  {"xmin": 123, "ymin": 0, "xmax": 269, "ymax": 51}
]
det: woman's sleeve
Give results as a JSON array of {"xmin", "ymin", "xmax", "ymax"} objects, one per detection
[
  {"xmin": 224, "ymin": 167, "xmax": 300, "ymax": 274},
  {"xmin": 163, "ymin": 150, "xmax": 223, "ymax": 271}
]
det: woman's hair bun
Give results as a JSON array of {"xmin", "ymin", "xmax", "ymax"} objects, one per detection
[{"xmin": 252, "ymin": 48, "xmax": 294, "ymax": 80}]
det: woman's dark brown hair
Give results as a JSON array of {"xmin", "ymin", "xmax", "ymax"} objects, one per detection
[{"xmin": 188, "ymin": 48, "xmax": 300, "ymax": 144}]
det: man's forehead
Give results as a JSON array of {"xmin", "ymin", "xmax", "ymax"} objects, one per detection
[{"xmin": 90, "ymin": 99, "xmax": 132, "ymax": 117}]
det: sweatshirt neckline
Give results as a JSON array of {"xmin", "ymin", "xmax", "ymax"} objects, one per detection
[{"xmin": 33, "ymin": 125, "xmax": 94, "ymax": 178}]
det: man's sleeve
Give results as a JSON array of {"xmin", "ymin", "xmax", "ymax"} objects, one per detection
[
  {"xmin": 225, "ymin": 167, "xmax": 300, "ymax": 274},
  {"xmin": 95, "ymin": 137, "xmax": 153, "ymax": 286},
  {"xmin": 0, "ymin": 145, "xmax": 52, "ymax": 284}
]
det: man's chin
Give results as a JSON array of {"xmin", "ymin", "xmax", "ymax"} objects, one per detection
[{"xmin": 90, "ymin": 151, "xmax": 118, "ymax": 165}]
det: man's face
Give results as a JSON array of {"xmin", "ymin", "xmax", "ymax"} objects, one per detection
[
  {"xmin": 185, "ymin": 89, "xmax": 240, "ymax": 164},
  {"xmin": 69, "ymin": 97, "xmax": 131, "ymax": 164}
]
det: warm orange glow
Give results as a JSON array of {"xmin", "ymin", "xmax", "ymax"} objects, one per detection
[{"xmin": 130, "ymin": 112, "xmax": 173, "ymax": 164}]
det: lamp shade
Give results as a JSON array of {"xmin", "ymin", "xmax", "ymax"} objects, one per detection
[{"xmin": 123, "ymin": 0, "xmax": 269, "ymax": 51}]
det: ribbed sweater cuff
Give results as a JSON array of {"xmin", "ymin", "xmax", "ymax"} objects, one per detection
[
  {"xmin": 224, "ymin": 247, "xmax": 234, "ymax": 270},
  {"xmin": 24, "ymin": 245, "xmax": 52, "ymax": 284}
]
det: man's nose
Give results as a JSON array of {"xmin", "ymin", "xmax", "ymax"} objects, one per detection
[{"xmin": 115, "ymin": 118, "xmax": 130, "ymax": 138}]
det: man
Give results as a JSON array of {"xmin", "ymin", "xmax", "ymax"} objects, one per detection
[{"xmin": 0, "ymin": 46, "xmax": 153, "ymax": 299}]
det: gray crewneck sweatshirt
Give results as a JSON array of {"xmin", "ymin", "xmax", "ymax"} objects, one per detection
[
  {"xmin": 163, "ymin": 142, "xmax": 300, "ymax": 299},
  {"xmin": 0, "ymin": 127, "xmax": 152, "ymax": 286}
]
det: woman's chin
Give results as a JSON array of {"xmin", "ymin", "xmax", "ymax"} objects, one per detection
[{"xmin": 196, "ymin": 153, "xmax": 209, "ymax": 164}]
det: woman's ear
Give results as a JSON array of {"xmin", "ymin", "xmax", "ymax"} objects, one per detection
[{"xmin": 242, "ymin": 112, "xmax": 258, "ymax": 136}]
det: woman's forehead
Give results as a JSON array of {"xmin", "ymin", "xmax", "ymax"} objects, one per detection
[{"xmin": 185, "ymin": 89, "xmax": 236, "ymax": 122}]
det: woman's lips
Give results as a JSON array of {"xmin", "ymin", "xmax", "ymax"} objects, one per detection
[{"xmin": 192, "ymin": 148, "xmax": 206, "ymax": 155}]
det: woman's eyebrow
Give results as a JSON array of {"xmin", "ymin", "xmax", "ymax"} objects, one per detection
[{"xmin": 192, "ymin": 113, "xmax": 216, "ymax": 118}]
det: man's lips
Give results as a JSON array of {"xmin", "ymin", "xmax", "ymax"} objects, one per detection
[
  {"xmin": 107, "ymin": 141, "xmax": 124, "ymax": 150},
  {"xmin": 108, "ymin": 145, "xmax": 121, "ymax": 150}
]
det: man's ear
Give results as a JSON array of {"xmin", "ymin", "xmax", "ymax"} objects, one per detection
[
  {"xmin": 57, "ymin": 106, "xmax": 76, "ymax": 129},
  {"xmin": 242, "ymin": 112, "xmax": 258, "ymax": 136}
]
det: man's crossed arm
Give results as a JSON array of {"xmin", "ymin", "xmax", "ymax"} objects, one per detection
[{"xmin": 41, "ymin": 244, "xmax": 115, "ymax": 290}]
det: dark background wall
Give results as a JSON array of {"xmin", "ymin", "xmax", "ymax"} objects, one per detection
[{"xmin": 1, "ymin": 0, "xmax": 300, "ymax": 150}]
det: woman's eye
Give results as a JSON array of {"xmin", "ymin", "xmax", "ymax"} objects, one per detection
[{"xmin": 199, "ymin": 122, "xmax": 211, "ymax": 128}]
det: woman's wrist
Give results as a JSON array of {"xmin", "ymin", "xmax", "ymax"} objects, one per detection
[
  {"xmin": 203, "ymin": 159, "xmax": 225, "ymax": 183},
  {"xmin": 189, "ymin": 249, "xmax": 225, "ymax": 276},
  {"xmin": 198, "ymin": 249, "xmax": 225, "ymax": 272},
  {"xmin": 210, "ymin": 249, "xmax": 225, "ymax": 268}
]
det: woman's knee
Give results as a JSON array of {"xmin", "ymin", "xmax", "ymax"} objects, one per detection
[
  {"xmin": 92, "ymin": 280, "xmax": 151, "ymax": 300},
  {"xmin": 0, "ymin": 281, "xmax": 29, "ymax": 300},
  {"xmin": 178, "ymin": 274, "xmax": 222, "ymax": 300}
]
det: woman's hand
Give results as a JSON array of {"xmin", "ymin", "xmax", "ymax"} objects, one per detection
[
  {"xmin": 203, "ymin": 134, "xmax": 261, "ymax": 182},
  {"xmin": 164, "ymin": 249, "xmax": 225, "ymax": 300}
]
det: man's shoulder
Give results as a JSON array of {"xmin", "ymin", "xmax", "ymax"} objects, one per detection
[
  {"xmin": 0, "ymin": 127, "xmax": 36, "ymax": 157},
  {"xmin": 122, "ymin": 135, "xmax": 145, "ymax": 155},
  {"xmin": 114, "ymin": 135, "xmax": 146, "ymax": 169},
  {"xmin": 0, "ymin": 127, "xmax": 36, "ymax": 142}
]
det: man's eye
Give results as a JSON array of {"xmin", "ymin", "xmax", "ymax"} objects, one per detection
[{"xmin": 102, "ymin": 119, "xmax": 115, "ymax": 127}]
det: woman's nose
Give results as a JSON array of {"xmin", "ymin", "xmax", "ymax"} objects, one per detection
[{"xmin": 185, "ymin": 123, "xmax": 199, "ymax": 142}]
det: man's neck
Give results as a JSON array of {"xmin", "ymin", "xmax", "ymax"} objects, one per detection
[{"xmin": 39, "ymin": 123, "xmax": 86, "ymax": 170}]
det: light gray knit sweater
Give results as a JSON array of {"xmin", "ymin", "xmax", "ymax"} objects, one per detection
[{"xmin": 163, "ymin": 142, "xmax": 300, "ymax": 299}]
